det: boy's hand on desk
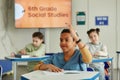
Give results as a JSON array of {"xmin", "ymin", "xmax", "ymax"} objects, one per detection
[{"xmin": 47, "ymin": 64, "xmax": 63, "ymax": 72}]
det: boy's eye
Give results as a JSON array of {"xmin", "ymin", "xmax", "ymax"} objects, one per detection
[
  {"xmin": 65, "ymin": 39, "xmax": 69, "ymax": 42},
  {"xmin": 60, "ymin": 39, "xmax": 63, "ymax": 42},
  {"xmin": 33, "ymin": 40, "xmax": 37, "ymax": 43},
  {"xmin": 60, "ymin": 39, "xmax": 69, "ymax": 42}
]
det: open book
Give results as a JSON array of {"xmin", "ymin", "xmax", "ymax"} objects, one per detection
[{"xmin": 42, "ymin": 70, "xmax": 81, "ymax": 75}]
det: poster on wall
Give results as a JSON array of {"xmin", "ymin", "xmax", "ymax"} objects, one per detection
[
  {"xmin": 95, "ymin": 16, "xmax": 108, "ymax": 26},
  {"xmin": 15, "ymin": 0, "xmax": 71, "ymax": 28},
  {"xmin": 76, "ymin": 12, "xmax": 86, "ymax": 25}
]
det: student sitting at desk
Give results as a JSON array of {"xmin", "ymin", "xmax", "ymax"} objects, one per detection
[
  {"xmin": 34, "ymin": 24, "xmax": 92, "ymax": 72},
  {"xmin": 11, "ymin": 32, "xmax": 45, "ymax": 72},
  {"xmin": 86, "ymin": 28, "xmax": 108, "ymax": 80}
]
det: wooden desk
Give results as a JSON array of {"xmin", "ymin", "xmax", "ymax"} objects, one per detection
[
  {"xmin": 5, "ymin": 56, "xmax": 49, "ymax": 80},
  {"xmin": 21, "ymin": 70, "xmax": 100, "ymax": 80}
]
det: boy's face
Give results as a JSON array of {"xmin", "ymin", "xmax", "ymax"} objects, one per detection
[
  {"xmin": 32, "ymin": 37, "xmax": 43, "ymax": 47},
  {"xmin": 60, "ymin": 33, "xmax": 76, "ymax": 53}
]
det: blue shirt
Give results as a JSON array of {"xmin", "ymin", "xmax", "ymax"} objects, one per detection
[{"xmin": 43, "ymin": 49, "xmax": 87, "ymax": 71}]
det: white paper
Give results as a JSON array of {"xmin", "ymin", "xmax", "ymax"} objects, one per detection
[{"xmin": 42, "ymin": 70, "xmax": 81, "ymax": 75}]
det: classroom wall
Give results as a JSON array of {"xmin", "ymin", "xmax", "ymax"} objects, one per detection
[
  {"xmin": 0, "ymin": 0, "xmax": 38, "ymax": 59},
  {"xmin": 117, "ymin": 0, "xmax": 120, "ymax": 50},
  {"xmin": 0, "ymin": 0, "xmax": 8, "ymax": 58},
  {"xmin": 89, "ymin": 0, "xmax": 117, "ymax": 68}
]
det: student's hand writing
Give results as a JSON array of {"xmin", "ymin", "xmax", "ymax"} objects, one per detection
[
  {"xmin": 19, "ymin": 49, "xmax": 26, "ymax": 55},
  {"xmin": 47, "ymin": 64, "xmax": 63, "ymax": 72},
  {"xmin": 10, "ymin": 52, "xmax": 15, "ymax": 57}
]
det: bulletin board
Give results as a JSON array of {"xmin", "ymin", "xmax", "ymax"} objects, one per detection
[{"xmin": 15, "ymin": 0, "xmax": 71, "ymax": 28}]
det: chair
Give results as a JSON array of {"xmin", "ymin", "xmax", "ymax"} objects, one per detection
[
  {"xmin": 104, "ymin": 62, "xmax": 110, "ymax": 79},
  {"xmin": 0, "ymin": 60, "xmax": 12, "ymax": 74},
  {"xmin": 0, "ymin": 65, "xmax": 2, "ymax": 80},
  {"xmin": 87, "ymin": 62, "xmax": 110, "ymax": 80}
]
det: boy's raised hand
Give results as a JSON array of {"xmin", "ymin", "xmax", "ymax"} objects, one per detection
[{"xmin": 65, "ymin": 23, "xmax": 79, "ymax": 42}]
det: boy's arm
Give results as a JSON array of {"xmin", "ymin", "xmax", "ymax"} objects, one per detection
[
  {"xmin": 67, "ymin": 23, "xmax": 92, "ymax": 63},
  {"xmin": 77, "ymin": 42, "xmax": 92, "ymax": 63},
  {"xmin": 34, "ymin": 62, "xmax": 63, "ymax": 72}
]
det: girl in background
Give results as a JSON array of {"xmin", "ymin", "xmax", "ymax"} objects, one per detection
[
  {"xmin": 86, "ymin": 28, "xmax": 108, "ymax": 80},
  {"xmin": 11, "ymin": 32, "xmax": 45, "ymax": 72}
]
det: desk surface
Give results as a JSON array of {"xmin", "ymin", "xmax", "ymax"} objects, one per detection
[
  {"xmin": 5, "ymin": 55, "xmax": 113, "ymax": 62},
  {"xmin": 21, "ymin": 70, "xmax": 100, "ymax": 80},
  {"xmin": 92, "ymin": 57, "xmax": 113, "ymax": 63},
  {"xmin": 5, "ymin": 56, "xmax": 49, "ymax": 62}
]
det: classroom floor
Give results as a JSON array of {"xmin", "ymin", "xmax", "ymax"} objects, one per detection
[{"xmin": 2, "ymin": 66, "xmax": 120, "ymax": 80}]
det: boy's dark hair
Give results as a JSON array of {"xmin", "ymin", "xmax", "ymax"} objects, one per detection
[
  {"xmin": 61, "ymin": 29, "xmax": 70, "ymax": 34},
  {"xmin": 61, "ymin": 29, "xmax": 75, "ymax": 41},
  {"xmin": 87, "ymin": 28, "xmax": 100, "ymax": 36},
  {"xmin": 32, "ymin": 32, "xmax": 44, "ymax": 39}
]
